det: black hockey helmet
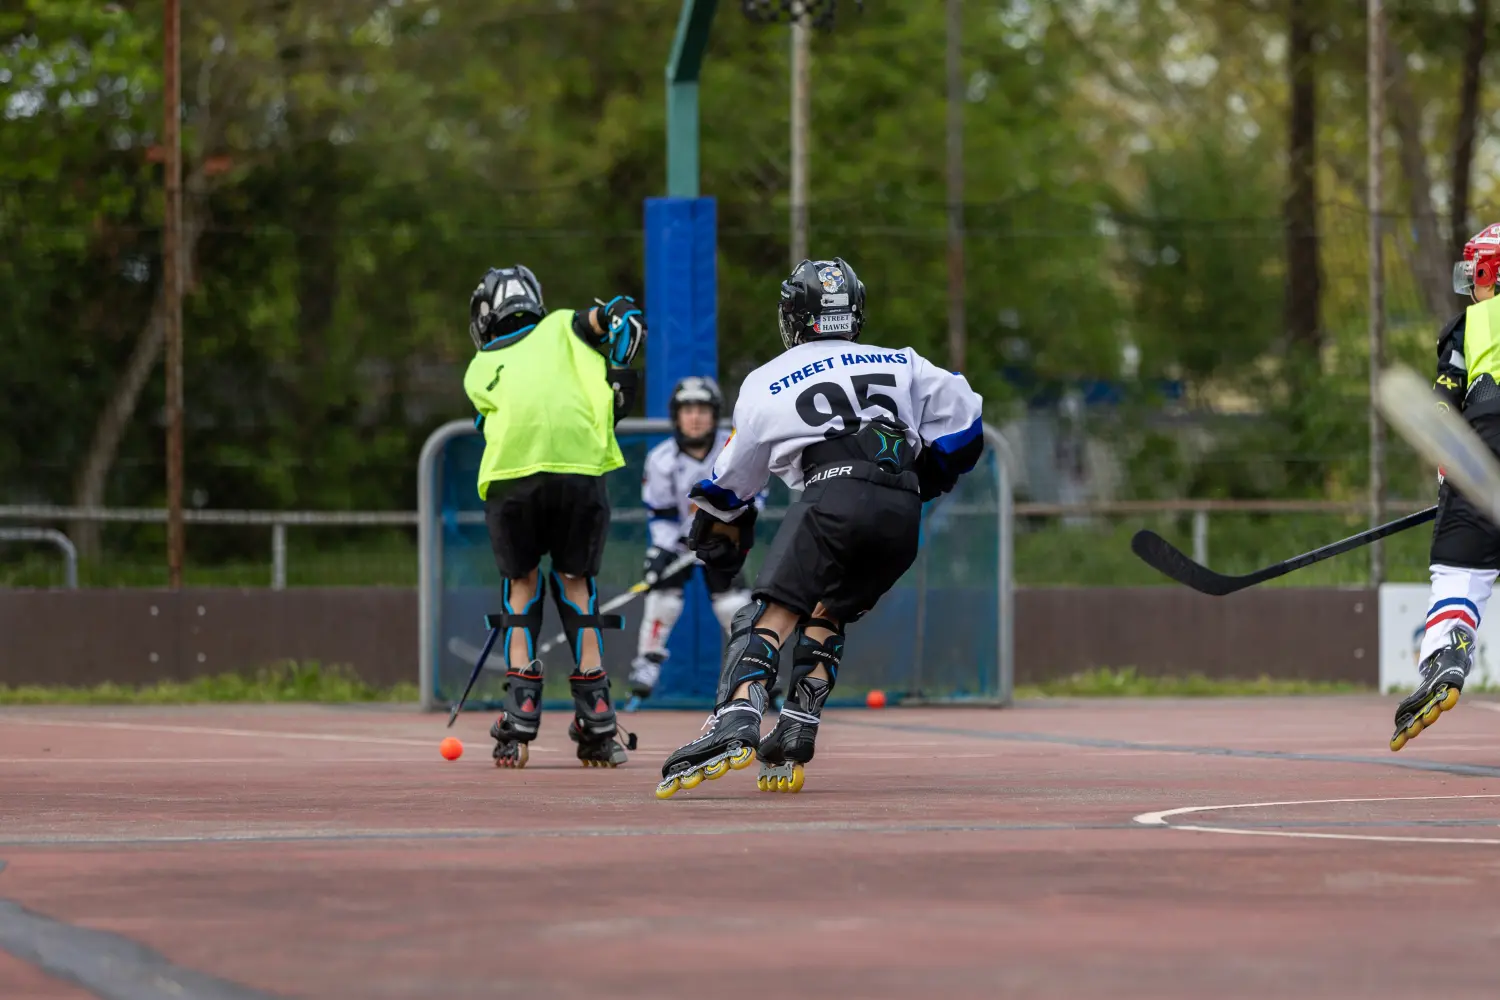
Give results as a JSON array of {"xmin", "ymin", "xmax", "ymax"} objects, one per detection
[
  {"xmin": 669, "ymin": 375, "xmax": 723, "ymax": 450},
  {"xmin": 469, "ymin": 265, "xmax": 546, "ymax": 350},
  {"xmin": 778, "ymin": 257, "xmax": 865, "ymax": 350}
]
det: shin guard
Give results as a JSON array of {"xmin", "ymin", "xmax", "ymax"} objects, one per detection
[
  {"xmin": 713, "ymin": 600, "xmax": 783, "ymax": 710},
  {"xmin": 547, "ymin": 571, "xmax": 625, "ymax": 666}
]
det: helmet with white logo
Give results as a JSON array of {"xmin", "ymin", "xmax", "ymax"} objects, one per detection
[
  {"xmin": 669, "ymin": 375, "xmax": 723, "ymax": 450},
  {"xmin": 778, "ymin": 257, "xmax": 866, "ymax": 350},
  {"xmin": 469, "ymin": 265, "xmax": 546, "ymax": 350},
  {"xmin": 1455, "ymin": 224, "xmax": 1500, "ymax": 299}
]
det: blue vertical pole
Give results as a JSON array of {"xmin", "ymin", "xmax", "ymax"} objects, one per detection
[{"xmin": 644, "ymin": 197, "xmax": 720, "ymax": 702}]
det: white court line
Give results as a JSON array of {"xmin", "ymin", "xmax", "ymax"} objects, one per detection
[
  {"xmin": 1134, "ymin": 793, "xmax": 1500, "ymax": 845},
  {"xmin": 1469, "ymin": 702, "xmax": 1500, "ymax": 714},
  {"xmin": 0, "ymin": 716, "xmax": 556, "ymax": 753}
]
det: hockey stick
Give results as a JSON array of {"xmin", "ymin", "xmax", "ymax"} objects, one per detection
[
  {"xmin": 1377, "ymin": 364, "xmax": 1500, "ymax": 525},
  {"xmin": 1130, "ymin": 506, "xmax": 1436, "ymax": 596},
  {"xmin": 446, "ymin": 625, "xmax": 500, "ymax": 728}
]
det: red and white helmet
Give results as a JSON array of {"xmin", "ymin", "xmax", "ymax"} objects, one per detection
[{"xmin": 1455, "ymin": 223, "xmax": 1500, "ymax": 297}]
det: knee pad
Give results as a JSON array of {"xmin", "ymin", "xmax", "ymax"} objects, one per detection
[
  {"xmin": 714, "ymin": 599, "xmax": 782, "ymax": 708},
  {"xmin": 548, "ymin": 571, "xmax": 625, "ymax": 665},
  {"xmin": 637, "ymin": 589, "xmax": 685, "ymax": 656},
  {"xmin": 711, "ymin": 589, "xmax": 751, "ymax": 633},
  {"xmin": 485, "ymin": 575, "xmax": 547, "ymax": 664}
]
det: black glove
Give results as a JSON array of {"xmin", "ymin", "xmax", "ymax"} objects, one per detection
[
  {"xmin": 642, "ymin": 546, "xmax": 679, "ymax": 588},
  {"xmin": 913, "ymin": 448, "xmax": 957, "ymax": 503},
  {"xmin": 609, "ymin": 367, "xmax": 639, "ymax": 423},
  {"xmin": 686, "ymin": 506, "xmax": 757, "ymax": 576}
]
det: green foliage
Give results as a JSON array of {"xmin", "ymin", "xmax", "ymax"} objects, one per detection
[
  {"xmin": 1015, "ymin": 667, "xmax": 1370, "ymax": 698},
  {"xmin": 0, "ymin": 660, "xmax": 418, "ymax": 704},
  {"xmin": 0, "ymin": 0, "xmax": 1487, "ymax": 576}
]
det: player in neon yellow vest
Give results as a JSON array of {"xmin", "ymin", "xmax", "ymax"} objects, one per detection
[
  {"xmin": 1392, "ymin": 224, "xmax": 1500, "ymax": 751},
  {"xmin": 463, "ymin": 265, "xmax": 645, "ymax": 769}
]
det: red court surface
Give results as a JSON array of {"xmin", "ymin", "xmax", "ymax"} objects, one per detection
[{"xmin": 4, "ymin": 697, "xmax": 1500, "ymax": 999}]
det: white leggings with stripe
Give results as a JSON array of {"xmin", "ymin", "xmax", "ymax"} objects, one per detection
[{"xmin": 1420, "ymin": 564, "xmax": 1496, "ymax": 662}]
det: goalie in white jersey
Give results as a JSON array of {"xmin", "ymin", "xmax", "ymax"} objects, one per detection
[
  {"xmin": 656, "ymin": 257, "xmax": 985, "ymax": 799},
  {"xmin": 625, "ymin": 376, "xmax": 768, "ymax": 711}
]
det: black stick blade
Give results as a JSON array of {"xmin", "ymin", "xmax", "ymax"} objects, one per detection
[{"xmin": 1130, "ymin": 530, "xmax": 1254, "ymax": 596}]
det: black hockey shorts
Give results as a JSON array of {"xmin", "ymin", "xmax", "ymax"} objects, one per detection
[
  {"xmin": 483, "ymin": 473, "xmax": 610, "ymax": 579},
  {"xmin": 1431, "ymin": 411, "xmax": 1500, "ymax": 570},
  {"xmin": 752, "ymin": 476, "xmax": 922, "ymax": 624}
]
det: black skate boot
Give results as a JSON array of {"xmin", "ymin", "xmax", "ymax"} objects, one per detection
[
  {"xmin": 655, "ymin": 599, "xmax": 782, "ymax": 799},
  {"xmin": 568, "ymin": 671, "xmax": 629, "ymax": 767},
  {"xmin": 655, "ymin": 694, "xmax": 764, "ymax": 799},
  {"xmin": 1391, "ymin": 626, "xmax": 1475, "ymax": 751},
  {"xmin": 490, "ymin": 660, "xmax": 543, "ymax": 768},
  {"xmin": 757, "ymin": 624, "xmax": 842, "ymax": 793}
]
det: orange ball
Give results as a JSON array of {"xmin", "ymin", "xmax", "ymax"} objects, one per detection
[
  {"xmin": 866, "ymin": 689, "xmax": 886, "ymax": 709},
  {"xmin": 439, "ymin": 737, "xmax": 463, "ymax": 761}
]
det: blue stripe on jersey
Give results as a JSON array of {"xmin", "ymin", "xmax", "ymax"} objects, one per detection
[
  {"xmin": 931, "ymin": 417, "xmax": 982, "ymax": 454},
  {"xmin": 692, "ymin": 479, "xmax": 750, "ymax": 511}
]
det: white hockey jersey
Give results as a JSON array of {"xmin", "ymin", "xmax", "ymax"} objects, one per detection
[
  {"xmin": 643, "ymin": 429, "xmax": 767, "ymax": 552},
  {"xmin": 692, "ymin": 341, "xmax": 984, "ymax": 520}
]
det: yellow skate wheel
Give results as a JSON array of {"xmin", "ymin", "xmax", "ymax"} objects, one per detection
[
  {"xmin": 1441, "ymin": 687, "xmax": 1462, "ymax": 711},
  {"xmin": 655, "ymin": 777, "xmax": 681, "ymax": 800},
  {"xmin": 1390, "ymin": 730, "xmax": 1408, "ymax": 752},
  {"xmin": 1405, "ymin": 716, "xmax": 1426, "ymax": 739},
  {"xmin": 729, "ymin": 747, "xmax": 756, "ymax": 769},
  {"xmin": 678, "ymin": 769, "xmax": 704, "ymax": 790},
  {"xmin": 702, "ymin": 759, "xmax": 730, "ymax": 780},
  {"xmin": 756, "ymin": 775, "xmax": 769, "ymax": 791},
  {"xmin": 1421, "ymin": 701, "xmax": 1443, "ymax": 726},
  {"xmin": 787, "ymin": 764, "xmax": 805, "ymax": 793}
]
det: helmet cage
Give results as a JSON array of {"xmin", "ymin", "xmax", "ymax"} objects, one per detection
[{"xmin": 470, "ymin": 266, "xmax": 546, "ymax": 350}]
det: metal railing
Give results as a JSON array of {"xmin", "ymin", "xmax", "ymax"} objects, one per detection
[
  {"xmin": 0, "ymin": 506, "xmax": 415, "ymax": 590},
  {"xmin": 1010, "ymin": 498, "xmax": 1429, "ymax": 568},
  {"xmin": 0, "ymin": 495, "xmax": 1427, "ymax": 592},
  {"xmin": 0, "ymin": 528, "xmax": 79, "ymax": 589}
]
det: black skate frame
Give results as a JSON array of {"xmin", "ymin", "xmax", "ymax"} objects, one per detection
[{"xmin": 1130, "ymin": 505, "xmax": 1436, "ymax": 596}]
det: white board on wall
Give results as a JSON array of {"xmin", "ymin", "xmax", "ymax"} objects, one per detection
[{"xmin": 1379, "ymin": 583, "xmax": 1500, "ymax": 692}]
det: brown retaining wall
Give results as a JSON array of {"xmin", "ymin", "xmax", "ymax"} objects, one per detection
[
  {"xmin": 1015, "ymin": 587, "xmax": 1378, "ymax": 685},
  {"xmin": 0, "ymin": 589, "xmax": 417, "ymax": 688},
  {"xmin": 0, "ymin": 586, "xmax": 1379, "ymax": 689}
]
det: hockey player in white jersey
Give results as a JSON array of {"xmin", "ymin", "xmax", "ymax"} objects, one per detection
[
  {"xmin": 625, "ymin": 376, "xmax": 769, "ymax": 711},
  {"xmin": 655, "ymin": 257, "xmax": 985, "ymax": 799}
]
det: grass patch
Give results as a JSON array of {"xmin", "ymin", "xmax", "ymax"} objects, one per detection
[
  {"xmin": 0, "ymin": 661, "xmax": 419, "ymax": 705},
  {"xmin": 1015, "ymin": 666, "xmax": 1372, "ymax": 698}
]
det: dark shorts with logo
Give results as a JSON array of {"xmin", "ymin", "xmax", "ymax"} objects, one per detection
[
  {"xmin": 1431, "ymin": 411, "xmax": 1500, "ymax": 569},
  {"xmin": 752, "ymin": 475, "xmax": 922, "ymax": 623},
  {"xmin": 484, "ymin": 473, "xmax": 610, "ymax": 579}
]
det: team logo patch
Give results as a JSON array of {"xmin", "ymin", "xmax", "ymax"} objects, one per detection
[{"xmin": 817, "ymin": 264, "xmax": 845, "ymax": 293}]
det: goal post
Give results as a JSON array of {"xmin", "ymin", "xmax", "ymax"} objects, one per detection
[{"xmin": 416, "ymin": 418, "xmax": 1014, "ymax": 711}]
